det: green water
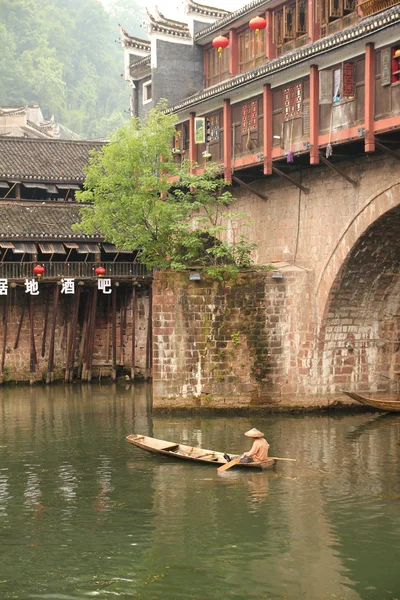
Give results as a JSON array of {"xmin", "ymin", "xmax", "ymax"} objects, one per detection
[{"xmin": 0, "ymin": 384, "xmax": 400, "ymax": 600}]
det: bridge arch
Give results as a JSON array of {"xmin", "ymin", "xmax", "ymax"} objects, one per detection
[{"xmin": 317, "ymin": 181, "xmax": 400, "ymax": 394}]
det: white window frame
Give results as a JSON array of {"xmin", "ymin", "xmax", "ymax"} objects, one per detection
[{"xmin": 143, "ymin": 80, "xmax": 152, "ymax": 105}]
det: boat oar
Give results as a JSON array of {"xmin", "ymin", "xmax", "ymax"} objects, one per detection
[
  {"xmin": 217, "ymin": 457, "xmax": 241, "ymax": 472},
  {"xmin": 217, "ymin": 455, "xmax": 297, "ymax": 473}
]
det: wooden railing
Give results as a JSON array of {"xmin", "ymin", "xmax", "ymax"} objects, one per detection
[{"xmin": 0, "ymin": 262, "xmax": 151, "ymax": 280}]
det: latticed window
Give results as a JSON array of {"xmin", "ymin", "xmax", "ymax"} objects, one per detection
[
  {"xmin": 242, "ymin": 101, "xmax": 258, "ymax": 132},
  {"xmin": 320, "ymin": 0, "xmax": 357, "ymax": 37},
  {"xmin": 238, "ymin": 28, "xmax": 266, "ymax": 73},
  {"xmin": 273, "ymin": 0, "xmax": 308, "ymax": 55},
  {"xmin": 205, "ymin": 46, "xmax": 230, "ymax": 88},
  {"xmin": 284, "ymin": 84, "xmax": 302, "ymax": 119},
  {"xmin": 206, "ymin": 114, "xmax": 220, "ymax": 142}
]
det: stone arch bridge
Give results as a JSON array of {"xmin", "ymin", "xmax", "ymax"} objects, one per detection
[{"xmin": 152, "ymin": 151, "xmax": 400, "ymax": 409}]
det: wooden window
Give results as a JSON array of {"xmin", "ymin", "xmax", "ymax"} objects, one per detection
[
  {"xmin": 320, "ymin": 0, "xmax": 357, "ymax": 37},
  {"xmin": 273, "ymin": 0, "xmax": 308, "ymax": 54},
  {"xmin": 241, "ymin": 100, "xmax": 258, "ymax": 132},
  {"xmin": 238, "ymin": 28, "xmax": 266, "ymax": 73},
  {"xmin": 284, "ymin": 83, "xmax": 302, "ymax": 119},
  {"xmin": 143, "ymin": 80, "xmax": 152, "ymax": 104},
  {"xmin": 296, "ymin": 0, "xmax": 307, "ymax": 33},
  {"xmin": 392, "ymin": 47, "xmax": 400, "ymax": 84},
  {"xmin": 342, "ymin": 61, "xmax": 355, "ymax": 98},
  {"xmin": 205, "ymin": 46, "xmax": 229, "ymax": 88},
  {"xmin": 333, "ymin": 68, "xmax": 341, "ymax": 102},
  {"xmin": 206, "ymin": 114, "xmax": 220, "ymax": 142},
  {"xmin": 329, "ymin": 0, "xmax": 343, "ymax": 18}
]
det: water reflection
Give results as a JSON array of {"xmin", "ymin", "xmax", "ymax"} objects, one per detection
[{"xmin": 0, "ymin": 386, "xmax": 399, "ymax": 599}]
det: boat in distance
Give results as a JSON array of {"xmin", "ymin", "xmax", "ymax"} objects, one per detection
[
  {"xmin": 126, "ymin": 434, "xmax": 277, "ymax": 470},
  {"xmin": 343, "ymin": 391, "xmax": 400, "ymax": 413}
]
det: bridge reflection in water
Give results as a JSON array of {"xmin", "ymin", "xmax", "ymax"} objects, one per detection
[{"xmin": 0, "ymin": 384, "xmax": 399, "ymax": 600}]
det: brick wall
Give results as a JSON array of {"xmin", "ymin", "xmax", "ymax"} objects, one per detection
[{"xmin": 152, "ymin": 152, "xmax": 400, "ymax": 409}]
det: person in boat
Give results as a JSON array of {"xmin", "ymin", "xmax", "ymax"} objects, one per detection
[{"xmin": 224, "ymin": 428, "xmax": 270, "ymax": 464}]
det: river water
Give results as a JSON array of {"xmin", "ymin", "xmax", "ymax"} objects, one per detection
[{"xmin": 0, "ymin": 384, "xmax": 399, "ymax": 600}]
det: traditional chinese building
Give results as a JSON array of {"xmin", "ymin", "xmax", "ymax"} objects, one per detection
[
  {"xmin": 0, "ymin": 137, "xmax": 152, "ymax": 384},
  {"xmin": 121, "ymin": 0, "xmax": 400, "ymax": 410}
]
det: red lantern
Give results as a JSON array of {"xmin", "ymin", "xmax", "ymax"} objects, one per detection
[
  {"xmin": 33, "ymin": 265, "xmax": 45, "ymax": 278},
  {"xmin": 249, "ymin": 16, "xmax": 267, "ymax": 34},
  {"xmin": 212, "ymin": 35, "xmax": 229, "ymax": 54},
  {"xmin": 95, "ymin": 266, "xmax": 106, "ymax": 277}
]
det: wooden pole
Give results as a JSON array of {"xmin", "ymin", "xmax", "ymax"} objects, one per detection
[
  {"xmin": 263, "ymin": 84, "xmax": 272, "ymax": 175},
  {"xmin": 14, "ymin": 303, "xmax": 25, "ymax": 350},
  {"xmin": 131, "ymin": 287, "xmax": 136, "ymax": 380},
  {"xmin": 29, "ymin": 294, "xmax": 36, "ymax": 385},
  {"xmin": 46, "ymin": 284, "xmax": 59, "ymax": 384},
  {"xmin": 112, "ymin": 285, "xmax": 117, "ymax": 381},
  {"xmin": 365, "ymin": 43, "xmax": 375, "ymax": 153},
  {"xmin": 119, "ymin": 288, "xmax": 127, "ymax": 366},
  {"xmin": 223, "ymin": 99, "xmax": 232, "ymax": 183},
  {"xmin": 41, "ymin": 290, "xmax": 50, "ymax": 358},
  {"xmin": 106, "ymin": 293, "xmax": 111, "ymax": 362},
  {"xmin": 1, "ymin": 295, "xmax": 8, "ymax": 377},
  {"xmin": 65, "ymin": 286, "xmax": 81, "ymax": 382},
  {"xmin": 78, "ymin": 289, "xmax": 91, "ymax": 380},
  {"xmin": 146, "ymin": 286, "xmax": 153, "ymax": 380},
  {"xmin": 86, "ymin": 286, "xmax": 97, "ymax": 382},
  {"xmin": 309, "ymin": 65, "xmax": 320, "ymax": 165}
]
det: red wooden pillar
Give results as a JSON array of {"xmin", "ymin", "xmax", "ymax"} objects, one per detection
[
  {"xmin": 223, "ymin": 98, "xmax": 232, "ymax": 182},
  {"xmin": 263, "ymin": 84, "xmax": 272, "ymax": 175},
  {"xmin": 189, "ymin": 112, "xmax": 196, "ymax": 172},
  {"xmin": 229, "ymin": 29, "xmax": 238, "ymax": 76},
  {"xmin": 365, "ymin": 43, "xmax": 375, "ymax": 153},
  {"xmin": 309, "ymin": 65, "xmax": 320, "ymax": 165},
  {"xmin": 307, "ymin": 0, "xmax": 319, "ymax": 42},
  {"xmin": 266, "ymin": 10, "xmax": 276, "ymax": 60}
]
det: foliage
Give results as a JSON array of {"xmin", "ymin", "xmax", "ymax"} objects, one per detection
[
  {"xmin": 0, "ymin": 0, "xmax": 144, "ymax": 138},
  {"xmin": 75, "ymin": 106, "xmax": 257, "ymax": 276}
]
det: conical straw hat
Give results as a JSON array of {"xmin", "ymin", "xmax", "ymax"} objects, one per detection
[{"xmin": 244, "ymin": 428, "xmax": 264, "ymax": 438}]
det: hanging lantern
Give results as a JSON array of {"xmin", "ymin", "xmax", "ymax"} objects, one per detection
[
  {"xmin": 95, "ymin": 266, "xmax": 106, "ymax": 277},
  {"xmin": 33, "ymin": 265, "xmax": 45, "ymax": 278},
  {"xmin": 212, "ymin": 35, "xmax": 229, "ymax": 54},
  {"xmin": 249, "ymin": 16, "xmax": 267, "ymax": 34}
]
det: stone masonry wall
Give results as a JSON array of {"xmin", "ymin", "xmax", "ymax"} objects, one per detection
[{"xmin": 152, "ymin": 152, "xmax": 400, "ymax": 410}]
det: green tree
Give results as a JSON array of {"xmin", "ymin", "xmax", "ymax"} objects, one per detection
[{"xmin": 75, "ymin": 106, "xmax": 257, "ymax": 276}]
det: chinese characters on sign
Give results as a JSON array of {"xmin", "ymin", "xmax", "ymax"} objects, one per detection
[{"xmin": 0, "ymin": 278, "xmax": 117, "ymax": 296}]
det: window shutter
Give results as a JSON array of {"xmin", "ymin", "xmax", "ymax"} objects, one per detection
[
  {"xmin": 381, "ymin": 48, "xmax": 391, "ymax": 86},
  {"xmin": 343, "ymin": 0, "xmax": 356, "ymax": 10},
  {"xmin": 296, "ymin": 0, "xmax": 307, "ymax": 34},
  {"xmin": 342, "ymin": 61, "xmax": 355, "ymax": 98},
  {"xmin": 284, "ymin": 5, "xmax": 295, "ymax": 39},
  {"xmin": 328, "ymin": 0, "xmax": 343, "ymax": 18},
  {"xmin": 319, "ymin": 70, "xmax": 332, "ymax": 104}
]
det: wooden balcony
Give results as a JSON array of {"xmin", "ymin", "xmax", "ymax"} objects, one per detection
[
  {"xmin": 0, "ymin": 262, "xmax": 151, "ymax": 281},
  {"xmin": 358, "ymin": 0, "xmax": 398, "ymax": 16}
]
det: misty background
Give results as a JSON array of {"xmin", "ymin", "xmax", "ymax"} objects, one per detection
[{"xmin": 0, "ymin": 0, "xmax": 242, "ymax": 139}]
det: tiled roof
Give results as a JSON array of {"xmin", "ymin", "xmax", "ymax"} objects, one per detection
[
  {"xmin": 0, "ymin": 202, "xmax": 98, "ymax": 239},
  {"xmin": 147, "ymin": 8, "xmax": 191, "ymax": 38},
  {"xmin": 194, "ymin": 0, "xmax": 268, "ymax": 40},
  {"xmin": 0, "ymin": 138, "xmax": 104, "ymax": 182},
  {"xmin": 168, "ymin": 4, "xmax": 400, "ymax": 113},
  {"xmin": 186, "ymin": 0, "xmax": 230, "ymax": 18},
  {"xmin": 119, "ymin": 26, "xmax": 151, "ymax": 51}
]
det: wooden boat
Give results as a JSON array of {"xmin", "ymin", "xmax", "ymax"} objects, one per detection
[
  {"xmin": 126, "ymin": 434, "xmax": 277, "ymax": 470},
  {"xmin": 343, "ymin": 391, "xmax": 400, "ymax": 413}
]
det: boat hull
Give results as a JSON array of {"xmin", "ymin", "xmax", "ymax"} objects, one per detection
[
  {"xmin": 343, "ymin": 391, "xmax": 400, "ymax": 413},
  {"xmin": 126, "ymin": 434, "xmax": 276, "ymax": 470}
]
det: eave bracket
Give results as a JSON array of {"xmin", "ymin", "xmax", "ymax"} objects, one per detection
[
  {"xmin": 272, "ymin": 167, "xmax": 309, "ymax": 194},
  {"xmin": 319, "ymin": 154, "xmax": 358, "ymax": 187}
]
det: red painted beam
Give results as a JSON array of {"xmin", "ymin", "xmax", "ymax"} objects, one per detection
[
  {"xmin": 263, "ymin": 83, "xmax": 273, "ymax": 175},
  {"xmin": 223, "ymin": 99, "xmax": 232, "ymax": 182},
  {"xmin": 309, "ymin": 65, "xmax": 320, "ymax": 165},
  {"xmin": 365, "ymin": 43, "xmax": 375, "ymax": 153}
]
